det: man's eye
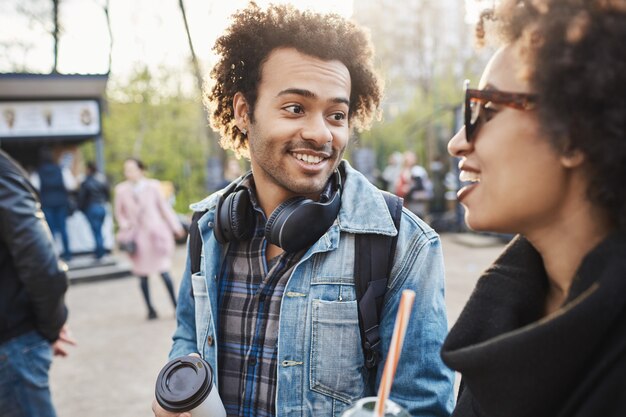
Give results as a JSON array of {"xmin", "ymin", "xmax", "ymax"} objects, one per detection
[
  {"xmin": 284, "ymin": 105, "xmax": 304, "ymax": 114},
  {"xmin": 330, "ymin": 112, "xmax": 346, "ymax": 121}
]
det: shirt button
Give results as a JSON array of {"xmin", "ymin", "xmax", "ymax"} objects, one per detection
[
  {"xmin": 207, "ymin": 335, "xmax": 214, "ymax": 346},
  {"xmin": 207, "ymin": 221, "xmax": 214, "ymax": 227}
]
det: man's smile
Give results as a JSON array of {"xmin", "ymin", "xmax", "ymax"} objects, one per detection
[{"xmin": 291, "ymin": 152, "xmax": 327, "ymax": 165}]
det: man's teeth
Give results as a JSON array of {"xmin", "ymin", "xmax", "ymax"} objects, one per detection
[
  {"xmin": 459, "ymin": 171, "xmax": 481, "ymax": 183},
  {"xmin": 294, "ymin": 153, "xmax": 323, "ymax": 164}
]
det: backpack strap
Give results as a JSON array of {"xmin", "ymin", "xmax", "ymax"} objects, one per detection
[
  {"xmin": 355, "ymin": 191, "xmax": 403, "ymax": 369},
  {"xmin": 189, "ymin": 210, "xmax": 207, "ymax": 275}
]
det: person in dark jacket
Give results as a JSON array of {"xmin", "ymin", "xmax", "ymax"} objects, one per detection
[
  {"xmin": 32, "ymin": 148, "xmax": 76, "ymax": 261},
  {"xmin": 441, "ymin": 1, "xmax": 626, "ymax": 416},
  {"xmin": 78, "ymin": 161, "xmax": 110, "ymax": 259},
  {"xmin": 0, "ymin": 149, "xmax": 76, "ymax": 417}
]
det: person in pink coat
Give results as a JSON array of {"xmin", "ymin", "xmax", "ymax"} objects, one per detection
[{"xmin": 114, "ymin": 158, "xmax": 185, "ymax": 320}]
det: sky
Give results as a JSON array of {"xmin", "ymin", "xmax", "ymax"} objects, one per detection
[
  {"xmin": 0, "ymin": 0, "xmax": 484, "ymax": 81},
  {"xmin": 0, "ymin": 0, "xmax": 354, "ymax": 77}
]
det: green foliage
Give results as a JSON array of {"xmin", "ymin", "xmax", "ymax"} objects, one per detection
[
  {"xmin": 356, "ymin": 68, "xmax": 465, "ymax": 171},
  {"xmin": 350, "ymin": 0, "xmax": 490, "ymax": 175},
  {"xmin": 100, "ymin": 66, "xmax": 211, "ymax": 214}
]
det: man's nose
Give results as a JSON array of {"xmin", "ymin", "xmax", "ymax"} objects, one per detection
[{"xmin": 301, "ymin": 113, "xmax": 333, "ymax": 145}]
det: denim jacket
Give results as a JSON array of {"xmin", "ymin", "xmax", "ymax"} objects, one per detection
[{"xmin": 170, "ymin": 161, "xmax": 454, "ymax": 417}]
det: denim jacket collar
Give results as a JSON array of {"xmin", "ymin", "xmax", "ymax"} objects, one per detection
[
  {"xmin": 189, "ymin": 160, "xmax": 398, "ymax": 238},
  {"xmin": 174, "ymin": 161, "xmax": 454, "ymax": 417}
]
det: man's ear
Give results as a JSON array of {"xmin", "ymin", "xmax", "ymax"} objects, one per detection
[
  {"xmin": 560, "ymin": 147, "xmax": 585, "ymax": 168},
  {"xmin": 233, "ymin": 92, "xmax": 249, "ymax": 132}
]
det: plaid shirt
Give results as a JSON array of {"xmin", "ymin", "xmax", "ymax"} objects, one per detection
[{"xmin": 217, "ymin": 181, "xmax": 303, "ymax": 417}]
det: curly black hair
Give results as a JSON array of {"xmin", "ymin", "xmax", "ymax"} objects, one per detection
[
  {"xmin": 205, "ymin": 2, "xmax": 382, "ymax": 158},
  {"xmin": 477, "ymin": 0, "xmax": 626, "ymax": 230}
]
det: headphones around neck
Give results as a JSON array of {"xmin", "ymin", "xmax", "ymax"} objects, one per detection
[{"xmin": 213, "ymin": 170, "xmax": 342, "ymax": 253}]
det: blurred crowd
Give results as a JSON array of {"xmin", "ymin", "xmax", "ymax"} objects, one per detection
[{"xmin": 378, "ymin": 150, "xmax": 461, "ymax": 232}]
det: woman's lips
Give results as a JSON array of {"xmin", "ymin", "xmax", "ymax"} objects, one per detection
[
  {"xmin": 457, "ymin": 182, "xmax": 478, "ymax": 202},
  {"xmin": 457, "ymin": 168, "xmax": 480, "ymax": 202}
]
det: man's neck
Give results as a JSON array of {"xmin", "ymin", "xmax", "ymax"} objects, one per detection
[
  {"xmin": 241, "ymin": 175, "xmax": 287, "ymax": 261},
  {"xmin": 250, "ymin": 171, "xmax": 322, "ymax": 219}
]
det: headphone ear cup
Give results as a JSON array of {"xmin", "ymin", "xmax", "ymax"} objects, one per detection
[
  {"xmin": 265, "ymin": 196, "xmax": 308, "ymax": 248},
  {"xmin": 214, "ymin": 189, "xmax": 255, "ymax": 243},
  {"xmin": 213, "ymin": 194, "xmax": 228, "ymax": 243},
  {"xmin": 230, "ymin": 190, "xmax": 255, "ymax": 241}
]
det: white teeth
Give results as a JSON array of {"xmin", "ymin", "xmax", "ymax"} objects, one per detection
[
  {"xmin": 294, "ymin": 153, "xmax": 323, "ymax": 164},
  {"xmin": 459, "ymin": 170, "xmax": 481, "ymax": 183}
]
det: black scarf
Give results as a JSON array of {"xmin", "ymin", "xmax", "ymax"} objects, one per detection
[{"xmin": 441, "ymin": 233, "xmax": 626, "ymax": 417}]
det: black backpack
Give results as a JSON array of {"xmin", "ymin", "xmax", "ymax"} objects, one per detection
[{"xmin": 188, "ymin": 191, "xmax": 403, "ymax": 369}]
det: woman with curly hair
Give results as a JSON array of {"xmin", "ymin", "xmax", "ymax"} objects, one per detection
[{"xmin": 441, "ymin": 0, "xmax": 626, "ymax": 416}]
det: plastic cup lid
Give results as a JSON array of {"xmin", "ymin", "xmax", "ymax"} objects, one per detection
[{"xmin": 155, "ymin": 356, "xmax": 213, "ymax": 412}]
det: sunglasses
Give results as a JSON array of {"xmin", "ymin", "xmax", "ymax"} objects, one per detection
[{"xmin": 464, "ymin": 79, "xmax": 538, "ymax": 142}]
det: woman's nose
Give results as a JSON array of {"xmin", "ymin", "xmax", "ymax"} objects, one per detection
[{"xmin": 448, "ymin": 126, "xmax": 472, "ymax": 157}]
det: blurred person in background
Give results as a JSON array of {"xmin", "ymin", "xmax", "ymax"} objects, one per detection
[
  {"xmin": 30, "ymin": 147, "xmax": 77, "ymax": 261},
  {"xmin": 0, "ymin": 149, "xmax": 75, "ymax": 417},
  {"xmin": 380, "ymin": 151, "xmax": 404, "ymax": 193},
  {"xmin": 114, "ymin": 158, "xmax": 185, "ymax": 320},
  {"xmin": 77, "ymin": 161, "xmax": 110, "ymax": 260},
  {"xmin": 395, "ymin": 150, "xmax": 433, "ymax": 219},
  {"xmin": 441, "ymin": 0, "xmax": 626, "ymax": 416},
  {"xmin": 217, "ymin": 157, "xmax": 244, "ymax": 190},
  {"xmin": 427, "ymin": 156, "xmax": 450, "ymax": 232}
]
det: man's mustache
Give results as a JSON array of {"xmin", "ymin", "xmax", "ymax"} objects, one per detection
[{"xmin": 285, "ymin": 141, "xmax": 334, "ymax": 156}]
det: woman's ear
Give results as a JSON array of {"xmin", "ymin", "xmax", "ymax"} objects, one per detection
[{"xmin": 233, "ymin": 92, "xmax": 249, "ymax": 133}]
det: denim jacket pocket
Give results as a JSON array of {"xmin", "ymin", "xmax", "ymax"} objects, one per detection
[{"xmin": 310, "ymin": 299, "xmax": 365, "ymax": 404}]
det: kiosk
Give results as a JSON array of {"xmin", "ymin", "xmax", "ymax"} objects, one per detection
[{"xmin": 0, "ymin": 73, "xmax": 130, "ymax": 281}]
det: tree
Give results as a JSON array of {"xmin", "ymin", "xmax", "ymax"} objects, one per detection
[
  {"xmin": 98, "ymin": 66, "xmax": 209, "ymax": 213},
  {"xmin": 51, "ymin": 0, "xmax": 59, "ymax": 72},
  {"xmin": 177, "ymin": 0, "xmax": 226, "ymax": 191},
  {"xmin": 352, "ymin": 0, "xmax": 487, "ymax": 170},
  {"xmin": 99, "ymin": 0, "xmax": 112, "ymax": 73}
]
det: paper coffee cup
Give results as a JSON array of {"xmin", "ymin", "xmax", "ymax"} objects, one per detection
[{"xmin": 155, "ymin": 355, "xmax": 226, "ymax": 417}]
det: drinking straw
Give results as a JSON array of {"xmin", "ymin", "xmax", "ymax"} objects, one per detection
[{"xmin": 374, "ymin": 289, "xmax": 416, "ymax": 417}]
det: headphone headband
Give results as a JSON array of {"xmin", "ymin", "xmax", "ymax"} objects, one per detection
[{"xmin": 214, "ymin": 170, "xmax": 342, "ymax": 253}]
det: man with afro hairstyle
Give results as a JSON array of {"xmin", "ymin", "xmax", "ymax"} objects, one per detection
[{"xmin": 154, "ymin": 3, "xmax": 453, "ymax": 417}]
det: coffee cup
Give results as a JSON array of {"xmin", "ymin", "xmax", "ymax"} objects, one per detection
[{"xmin": 155, "ymin": 355, "xmax": 226, "ymax": 417}]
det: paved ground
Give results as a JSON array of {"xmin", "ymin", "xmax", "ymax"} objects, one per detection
[{"xmin": 49, "ymin": 233, "xmax": 507, "ymax": 417}]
